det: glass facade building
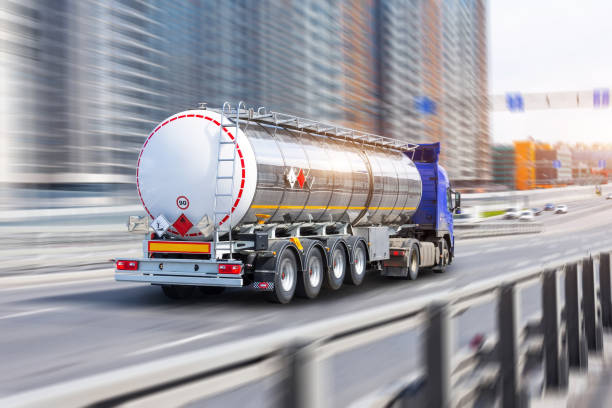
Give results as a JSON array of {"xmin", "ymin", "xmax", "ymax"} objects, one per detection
[{"xmin": 1, "ymin": 0, "xmax": 490, "ymax": 195}]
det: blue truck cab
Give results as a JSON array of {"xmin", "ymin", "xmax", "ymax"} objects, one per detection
[{"xmin": 411, "ymin": 143, "xmax": 460, "ymax": 264}]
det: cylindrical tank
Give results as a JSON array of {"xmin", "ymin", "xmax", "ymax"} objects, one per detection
[{"xmin": 137, "ymin": 109, "xmax": 422, "ymax": 240}]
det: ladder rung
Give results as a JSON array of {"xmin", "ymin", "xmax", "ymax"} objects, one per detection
[
  {"xmin": 215, "ymin": 193, "xmax": 233, "ymax": 197},
  {"xmin": 220, "ymin": 141, "xmax": 236, "ymax": 145},
  {"xmin": 218, "ymin": 158, "xmax": 235, "ymax": 161},
  {"xmin": 221, "ymin": 122, "xmax": 237, "ymax": 127},
  {"xmin": 214, "ymin": 211, "xmax": 231, "ymax": 214},
  {"xmin": 216, "ymin": 176, "xmax": 233, "ymax": 179}
]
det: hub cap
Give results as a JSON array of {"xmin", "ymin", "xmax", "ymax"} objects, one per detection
[
  {"xmin": 354, "ymin": 245, "xmax": 366, "ymax": 276},
  {"xmin": 279, "ymin": 256, "xmax": 295, "ymax": 292},
  {"xmin": 308, "ymin": 254, "xmax": 323, "ymax": 287},
  {"xmin": 332, "ymin": 248, "xmax": 345, "ymax": 279}
]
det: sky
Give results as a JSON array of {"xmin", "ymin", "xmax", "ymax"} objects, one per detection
[{"xmin": 489, "ymin": 0, "xmax": 612, "ymax": 145}]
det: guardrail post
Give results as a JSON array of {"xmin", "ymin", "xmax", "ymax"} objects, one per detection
[
  {"xmin": 582, "ymin": 256, "xmax": 603, "ymax": 352},
  {"xmin": 600, "ymin": 252, "xmax": 612, "ymax": 328},
  {"xmin": 425, "ymin": 301, "xmax": 451, "ymax": 408},
  {"xmin": 541, "ymin": 268, "xmax": 568, "ymax": 389},
  {"xmin": 498, "ymin": 283, "xmax": 527, "ymax": 408},
  {"xmin": 565, "ymin": 261, "xmax": 588, "ymax": 369},
  {"xmin": 285, "ymin": 342, "xmax": 326, "ymax": 408}
]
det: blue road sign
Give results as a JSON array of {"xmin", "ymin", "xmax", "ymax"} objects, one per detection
[
  {"xmin": 594, "ymin": 89, "xmax": 609, "ymax": 108},
  {"xmin": 599, "ymin": 159, "xmax": 606, "ymax": 169},
  {"xmin": 506, "ymin": 93, "xmax": 524, "ymax": 112},
  {"xmin": 552, "ymin": 160, "xmax": 561, "ymax": 169}
]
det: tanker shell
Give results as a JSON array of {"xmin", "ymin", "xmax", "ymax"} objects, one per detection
[{"xmin": 136, "ymin": 109, "xmax": 422, "ymax": 240}]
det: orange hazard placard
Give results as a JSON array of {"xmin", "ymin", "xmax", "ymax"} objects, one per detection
[{"xmin": 148, "ymin": 241, "xmax": 211, "ymax": 254}]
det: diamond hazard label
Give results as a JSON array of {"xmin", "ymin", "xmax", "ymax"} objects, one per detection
[
  {"xmin": 297, "ymin": 168, "xmax": 305, "ymax": 189},
  {"xmin": 151, "ymin": 214, "xmax": 170, "ymax": 237},
  {"xmin": 172, "ymin": 213, "xmax": 193, "ymax": 236}
]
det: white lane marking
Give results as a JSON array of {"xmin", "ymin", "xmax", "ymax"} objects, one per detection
[
  {"xmin": 0, "ymin": 307, "xmax": 60, "ymax": 320},
  {"xmin": 126, "ymin": 325, "xmax": 244, "ymax": 356}
]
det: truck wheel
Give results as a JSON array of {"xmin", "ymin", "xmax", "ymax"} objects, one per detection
[
  {"xmin": 325, "ymin": 244, "xmax": 347, "ymax": 290},
  {"xmin": 346, "ymin": 241, "xmax": 367, "ymax": 286},
  {"xmin": 435, "ymin": 240, "xmax": 449, "ymax": 273},
  {"xmin": 199, "ymin": 286, "xmax": 225, "ymax": 295},
  {"xmin": 296, "ymin": 249, "xmax": 324, "ymax": 299},
  {"xmin": 406, "ymin": 244, "xmax": 420, "ymax": 280},
  {"xmin": 268, "ymin": 249, "xmax": 298, "ymax": 304},
  {"xmin": 161, "ymin": 285, "xmax": 195, "ymax": 299}
]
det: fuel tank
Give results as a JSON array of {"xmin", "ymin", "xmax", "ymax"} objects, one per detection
[{"xmin": 136, "ymin": 109, "xmax": 422, "ymax": 240}]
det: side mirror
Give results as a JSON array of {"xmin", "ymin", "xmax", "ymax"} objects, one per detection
[{"xmin": 454, "ymin": 191, "xmax": 461, "ymax": 214}]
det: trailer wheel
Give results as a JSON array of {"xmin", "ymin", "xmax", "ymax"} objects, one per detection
[
  {"xmin": 325, "ymin": 244, "xmax": 347, "ymax": 290},
  {"xmin": 161, "ymin": 285, "xmax": 195, "ymax": 300},
  {"xmin": 268, "ymin": 249, "xmax": 298, "ymax": 304},
  {"xmin": 199, "ymin": 286, "xmax": 225, "ymax": 295},
  {"xmin": 406, "ymin": 244, "xmax": 420, "ymax": 280},
  {"xmin": 296, "ymin": 248, "xmax": 324, "ymax": 299},
  {"xmin": 346, "ymin": 241, "xmax": 367, "ymax": 286}
]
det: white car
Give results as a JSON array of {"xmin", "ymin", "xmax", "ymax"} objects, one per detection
[
  {"xmin": 504, "ymin": 208, "xmax": 520, "ymax": 219},
  {"xmin": 519, "ymin": 210, "xmax": 535, "ymax": 222},
  {"xmin": 606, "ymin": 193, "xmax": 612, "ymax": 200},
  {"xmin": 555, "ymin": 205, "xmax": 568, "ymax": 214}
]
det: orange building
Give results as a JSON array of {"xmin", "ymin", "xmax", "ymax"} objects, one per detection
[{"xmin": 514, "ymin": 141, "xmax": 536, "ymax": 190}]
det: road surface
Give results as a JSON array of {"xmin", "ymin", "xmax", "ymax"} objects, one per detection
[{"xmin": 1, "ymin": 196, "xmax": 611, "ymax": 406}]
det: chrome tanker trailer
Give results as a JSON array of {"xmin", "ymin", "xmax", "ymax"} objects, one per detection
[{"xmin": 115, "ymin": 103, "xmax": 461, "ymax": 303}]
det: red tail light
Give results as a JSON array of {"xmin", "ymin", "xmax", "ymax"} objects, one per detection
[
  {"xmin": 116, "ymin": 260, "xmax": 139, "ymax": 270},
  {"xmin": 392, "ymin": 250, "xmax": 405, "ymax": 257},
  {"xmin": 218, "ymin": 264, "xmax": 242, "ymax": 274}
]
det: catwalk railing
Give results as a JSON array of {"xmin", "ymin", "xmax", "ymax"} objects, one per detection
[{"xmin": 2, "ymin": 251, "xmax": 612, "ymax": 408}]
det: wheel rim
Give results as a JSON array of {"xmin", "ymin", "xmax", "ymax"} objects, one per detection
[
  {"xmin": 280, "ymin": 256, "xmax": 295, "ymax": 292},
  {"xmin": 354, "ymin": 245, "xmax": 366, "ymax": 276},
  {"xmin": 332, "ymin": 248, "xmax": 345, "ymax": 279},
  {"xmin": 410, "ymin": 251, "xmax": 418, "ymax": 275},
  {"xmin": 308, "ymin": 254, "xmax": 323, "ymax": 287}
]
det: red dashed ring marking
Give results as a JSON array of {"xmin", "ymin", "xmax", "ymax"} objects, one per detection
[{"xmin": 136, "ymin": 113, "xmax": 246, "ymax": 236}]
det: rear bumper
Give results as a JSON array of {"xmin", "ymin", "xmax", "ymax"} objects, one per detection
[{"xmin": 115, "ymin": 258, "xmax": 244, "ymax": 287}]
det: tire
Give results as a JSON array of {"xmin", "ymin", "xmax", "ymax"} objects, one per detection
[
  {"xmin": 406, "ymin": 244, "xmax": 420, "ymax": 280},
  {"xmin": 161, "ymin": 285, "xmax": 195, "ymax": 299},
  {"xmin": 296, "ymin": 248, "xmax": 324, "ymax": 299},
  {"xmin": 325, "ymin": 244, "xmax": 347, "ymax": 290},
  {"xmin": 268, "ymin": 249, "xmax": 298, "ymax": 304},
  {"xmin": 346, "ymin": 241, "xmax": 367, "ymax": 286},
  {"xmin": 199, "ymin": 286, "xmax": 225, "ymax": 295},
  {"xmin": 435, "ymin": 239, "xmax": 449, "ymax": 273}
]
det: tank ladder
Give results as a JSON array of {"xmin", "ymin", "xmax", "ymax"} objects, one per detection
[{"xmin": 212, "ymin": 101, "xmax": 246, "ymax": 260}]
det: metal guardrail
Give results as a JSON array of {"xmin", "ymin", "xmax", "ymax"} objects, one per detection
[
  {"xmin": 2, "ymin": 250, "xmax": 612, "ymax": 408},
  {"xmin": 454, "ymin": 222, "xmax": 543, "ymax": 238}
]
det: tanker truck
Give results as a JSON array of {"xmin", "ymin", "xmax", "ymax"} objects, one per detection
[{"xmin": 115, "ymin": 103, "xmax": 461, "ymax": 303}]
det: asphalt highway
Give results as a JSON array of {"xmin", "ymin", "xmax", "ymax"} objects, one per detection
[{"xmin": 1, "ymin": 195, "xmax": 612, "ymax": 406}]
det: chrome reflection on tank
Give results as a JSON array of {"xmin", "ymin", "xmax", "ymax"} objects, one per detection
[{"xmin": 241, "ymin": 122, "xmax": 421, "ymax": 227}]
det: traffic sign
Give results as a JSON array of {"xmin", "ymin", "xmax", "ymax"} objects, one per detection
[
  {"xmin": 599, "ymin": 159, "xmax": 606, "ymax": 169},
  {"xmin": 552, "ymin": 160, "xmax": 561, "ymax": 169},
  {"xmin": 506, "ymin": 93, "xmax": 524, "ymax": 112}
]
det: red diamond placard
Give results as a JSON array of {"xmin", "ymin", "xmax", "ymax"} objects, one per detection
[
  {"xmin": 297, "ymin": 168, "xmax": 305, "ymax": 189},
  {"xmin": 172, "ymin": 213, "xmax": 193, "ymax": 236}
]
